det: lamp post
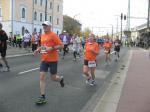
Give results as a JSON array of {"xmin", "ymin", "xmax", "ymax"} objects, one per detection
[
  {"xmin": 32, "ymin": 0, "xmax": 34, "ymax": 33},
  {"xmin": 52, "ymin": 0, "xmax": 54, "ymax": 31},
  {"xmin": 73, "ymin": 13, "xmax": 80, "ymax": 20},
  {"xmin": 45, "ymin": 0, "xmax": 48, "ymax": 21},
  {"xmin": 11, "ymin": 0, "xmax": 14, "ymax": 36}
]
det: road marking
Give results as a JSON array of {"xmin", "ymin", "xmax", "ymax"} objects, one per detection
[
  {"xmin": 18, "ymin": 67, "xmax": 39, "ymax": 75},
  {"xmin": 7, "ymin": 53, "xmax": 33, "ymax": 58},
  {"xmin": 110, "ymin": 51, "xmax": 116, "ymax": 54}
]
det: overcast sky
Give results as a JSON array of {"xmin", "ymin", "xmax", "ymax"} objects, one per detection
[{"xmin": 63, "ymin": 0, "xmax": 148, "ymax": 34}]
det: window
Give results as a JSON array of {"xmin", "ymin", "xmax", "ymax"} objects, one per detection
[
  {"xmin": 40, "ymin": 0, "xmax": 43, "ymax": 6},
  {"xmin": 40, "ymin": 13, "xmax": 42, "ymax": 21},
  {"xmin": 35, "ymin": 0, "xmax": 37, "ymax": 4},
  {"xmin": 49, "ymin": 16, "xmax": 52, "ymax": 22},
  {"xmin": 57, "ymin": 18, "xmax": 59, "ymax": 25},
  {"xmin": 57, "ymin": 31, "xmax": 59, "ymax": 35},
  {"xmin": 57, "ymin": 5, "xmax": 59, "ymax": 12},
  {"xmin": 34, "ymin": 28, "xmax": 37, "ymax": 32},
  {"xmin": 50, "ymin": 2, "xmax": 52, "ymax": 9},
  {"xmin": 22, "ymin": 26, "xmax": 25, "ymax": 35},
  {"xmin": 0, "ymin": 8, "xmax": 1, "ymax": 16},
  {"xmin": 22, "ymin": 8, "xmax": 25, "ymax": 18},
  {"xmin": 39, "ymin": 29, "xmax": 42, "ymax": 34},
  {"xmin": 34, "ymin": 11, "xmax": 37, "ymax": 20}
]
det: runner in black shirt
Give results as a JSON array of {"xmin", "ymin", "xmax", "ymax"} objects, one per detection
[{"xmin": 0, "ymin": 23, "xmax": 10, "ymax": 71}]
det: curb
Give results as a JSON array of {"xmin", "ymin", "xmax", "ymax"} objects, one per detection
[
  {"xmin": 93, "ymin": 50, "xmax": 132, "ymax": 112},
  {"xmin": 80, "ymin": 49, "xmax": 130, "ymax": 112}
]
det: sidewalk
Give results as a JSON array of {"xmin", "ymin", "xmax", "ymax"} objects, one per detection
[
  {"xmin": 93, "ymin": 48, "xmax": 150, "ymax": 112},
  {"xmin": 116, "ymin": 49, "xmax": 150, "ymax": 112}
]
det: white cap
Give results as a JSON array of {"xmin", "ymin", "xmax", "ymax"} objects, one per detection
[{"xmin": 42, "ymin": 21, "xmax": 52, "ymax": 26}]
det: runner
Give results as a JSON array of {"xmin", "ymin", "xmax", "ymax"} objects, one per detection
[
  {"xmin": 83, "ymin": 34, "xmax": 99, "ymax": 86},
  {"xmin": 0, "ymin": 23, "xmax": 10, "ymax": 72},
  {"xmin": 72, "ymin": 34, "xmax": 81, "ymax": 61},
  {"xmin": 23, "ymin": 29, "xmax": 31, "ymax": 52},
  {"xmin": 31, "ymin": 32, "xmax": 39, "ymax": 52},
  {"xmin": 81, "ymin": 36, "xmax": 85, "ymax": 49},
  {"xmin": 103, "ymin": 38, "xmax": 112, "ymax": 65},
  {"xmin": 114, "ymin": 37, "xmax": 121, "ymax": 61},
  {"xmin": 60, "ymin": 31, "xmax": 70, "ymax": 59},
  {"xmin": 34, "ymin": 21, "xmax": 65, "ymax": 105}
]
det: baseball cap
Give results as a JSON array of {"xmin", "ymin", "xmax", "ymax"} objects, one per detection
[{"xmin": 42, "ymin": 21, "xmax": 52, "ymax": 26}]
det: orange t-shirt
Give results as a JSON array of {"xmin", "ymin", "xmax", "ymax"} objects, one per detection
[
  {"xmin": 84, "ymin": 42, "xmax": 99, "ymax": 61},
  {"xmin": 40, "ymin": 32, "xmax": 63, "ymax": 62},
  {"xmin": 31, "ymin": 35, "xmax": 35, "ymax": 44},
  {"xmin": 103, "ymin": 42, "xmax": 112, "ymax": 51}
]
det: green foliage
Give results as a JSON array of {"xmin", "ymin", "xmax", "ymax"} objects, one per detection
[
  {"xmin": 63, "ymin": 15, "xmax": 82, "ymax": 35},
  {"xmin": 82, "ymin": 27, "xmax": 92, "ymax": 38}
]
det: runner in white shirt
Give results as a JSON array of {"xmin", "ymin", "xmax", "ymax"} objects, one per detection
[
  {"xmin": 72, "ymin": 34, "xmax": 81, "ymax": 61},
  {"xmin": 23, "ymin": 30, "xmax": 31, "ymax": 51}
]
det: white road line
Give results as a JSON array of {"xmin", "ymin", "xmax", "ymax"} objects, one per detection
[
  {"xmin": 110, "ymin": 51, "xmax": 116, "ymax": 54},
  {"xmin": 18, "ymin": 67, "xmax": 39, "ymax": 75},
  {"xmin": 7, "ymin": 53, "xmax": 33, "ymax": 58}
]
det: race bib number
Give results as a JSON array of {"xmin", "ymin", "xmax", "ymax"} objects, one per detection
[
  {"xmin": 115, "ymin": 43, "xmax": 119, "ymax": 46},
  {"xmin": 104, "ymin": 50, "xmax": 109, "ymax": 53},
  {"xmin": 88, "ymin": 61, "xmax": 96, "ymax": 68},
  {"xmin": 41, "ymin": 46, "xmax": 47, "ymax": 54}
]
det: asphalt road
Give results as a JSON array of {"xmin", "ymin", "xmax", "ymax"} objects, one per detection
[{"xmin": 0, "ymin": 47, "xmax": 129, "ymax": 112}]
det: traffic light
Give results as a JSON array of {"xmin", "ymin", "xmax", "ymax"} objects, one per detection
[
  {"xmin": 124, "ymin": 15, "xmax": 126, "ymax": 20},
  {"xmin": 121, "ymin": 13, "xmax": 123, "ymax": 20}
]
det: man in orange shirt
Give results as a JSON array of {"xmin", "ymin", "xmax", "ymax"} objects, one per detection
[
  {"xmin": 31, "ymin": 32, "xmax": 38, "ymax": 52},
  {"xmin": 83, "ymin": 34, "xmax": 99, "ymax": 86},
  {"xmin": 34, "ymin": 21, "xmax": 64, "ymax": 105},
  {"xmin": 103, "ymin": 38, "xmax": 112, "ymax": 65}
]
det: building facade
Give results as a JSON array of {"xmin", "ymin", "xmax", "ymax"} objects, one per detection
[{"xmin": 0, "ymin": 0, "xmax": 63, "ymax": 36}]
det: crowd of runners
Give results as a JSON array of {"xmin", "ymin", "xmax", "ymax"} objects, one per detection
[{"xmin": 0, "ymin": 21, "xmax": 122, "ymax": 105}]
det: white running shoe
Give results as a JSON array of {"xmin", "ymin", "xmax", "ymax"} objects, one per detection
[{"xmin": 90, "ymin": 80, "xmax": 96, "ymax": 86}]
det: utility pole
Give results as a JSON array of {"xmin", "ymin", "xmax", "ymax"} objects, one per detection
[
  {"xmin": 147, "ymin": 0, "xmax": 150, "ymax": 30},
  {"xmin": 127, "ymin": 0, "xmax": 130, "ymax": 31},
  {"xmin": 32, "ymin": 0, "xmax": 34, "ymax": 33},
  {"xmin": 121, "ymin": 13, "xmax": 123, "ymax": 39},
  {"xmin": 116, "ymin": 17, "xmax": 118, "ymax": 35},
  {"xmin": 45, "ymin": 0, "xmax": 48, "ymax": 21},
  {"xmin": 112, "ymin": 25, "xmax": 113, "ymax": 39}
]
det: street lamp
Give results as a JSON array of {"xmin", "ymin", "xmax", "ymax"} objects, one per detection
[
  {"xmin": 11, "ymin": 0, "xmax": 14, "ymax": 36},
  {"xmin": 52, "ymin": 0, "xmax": 54, "ymax": 31},
  {"xmin": 32, "ymin": 0, "xmax": 34, "ymax": 33},
  {"xmin": 73, "ymin": 13, "xmax": 80, "ymax": 20},
  {"xmin": 45, "ymin": 0, "xmax": 47, "ymax": 21}
]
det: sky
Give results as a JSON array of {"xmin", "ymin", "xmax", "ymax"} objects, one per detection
[{"xmin": 63, "ymin": 0, "xmax": 148, "ymax": 35}]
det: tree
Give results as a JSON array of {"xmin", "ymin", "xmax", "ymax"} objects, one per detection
[
  {"xmin": 63, "ymin": 15, "xmax": 82, "ymax": 35},
  {"xmin": 82, "ymin": 27, "xmax": 92, "ymax": 37}
]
